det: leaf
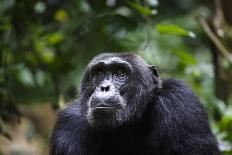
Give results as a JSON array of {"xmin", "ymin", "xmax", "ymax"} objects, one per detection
[
  {"xmin": 128, "ymin": 2, "xmax": 157, "ymax": 16},
  {"xmin": 172, "ymin": 48, "xmax": 197, "ymax": 65},
  {"xmin": 54, "ymin": 9, "xmax": 69, "ymax": 23},
  {"xmin": 47, "ymin": 33, "xmax": 64, "ymax": 45},
  {"xmin": 19, "ymin": 67, "xmax": 35, "ymax": 87},
  {"xmin": 40, "ymin": 48, "xmax": 55, "ymax": 64},
  {"xmin": 155, "ymin": 24, "xmax": 195, "ymax": 37},
  {"xmin": 115, "ymin": 7, "xmax": 132, "ymax": 17},
  {"xmin": 34, "ymin": 1, "xmax": 46, "ymax": 13},
  {"xmin": 220, "ymin": 115, "xmax": 232, "ymax": 130}
]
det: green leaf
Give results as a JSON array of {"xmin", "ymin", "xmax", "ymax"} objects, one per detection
[
  {"xmin": 155, "ymin": 24, "xmax": 195, "ymax": 37},
  {"xmin": 54, "ymin": 9, "xmax": 69, "ymax": 23},
  {"xmin": 128, "ymin": 2, "xmax": 157, "ymax": 16},
  {"xmin": 172, "ymin": 48, "xmax": 197, "ymax": 65},
  {"xmin": 47, "ymin": 33, "xmax": 64, "ymax": 45},
  {"xmin": 40, "ymin": 48, "xmax": 55, "ymax": 64},
  {"xmin": 0, "ymin": 22, "xmax": 12, "ymax": 31}
]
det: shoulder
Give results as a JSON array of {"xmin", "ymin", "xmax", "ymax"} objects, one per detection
[
  {"xmin": 50, "ymin": 101, "xmax": 89, "ymax": 154},
  {"xmin": 161, "ymin": 79, "xmax": 192, "ymax": 92},
  {"xmin": 54, "ymin": 101, "xmax": 88, "ymax": 131},
  {"xmin": 156, "ymin": 78, "xmax": 209, "ymax": 126},
  {"xmin": 159, "ymin": 79, "xmax": 201, "ymax": 104},
  {"xmin": 154, "ymin": 79, "xmax": 213, "ymax": 139}
]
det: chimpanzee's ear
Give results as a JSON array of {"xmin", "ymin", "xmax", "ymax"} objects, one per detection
[{"xmin": 149, "ymin": 65, "xmax": 159, "ymax": 78}]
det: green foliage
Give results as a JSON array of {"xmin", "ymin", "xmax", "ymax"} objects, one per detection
[
  {"xmin": 0, "ymin": 0, "xmax": 232, "ymax": 154},
  {"xmin": 128, "ymin": 2, "xmax": 157, "ymax": 16},
  {"xmin": 156, "ymin": 24, "xmax": 195, "ymax": 37}
]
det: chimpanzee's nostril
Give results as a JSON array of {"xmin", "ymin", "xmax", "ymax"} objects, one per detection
[{"xmin": 101, "ymin": 85, "xmax": 110, "ymax": 92}]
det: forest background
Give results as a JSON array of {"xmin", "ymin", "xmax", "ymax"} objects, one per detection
[{"xmin": 0, "ymin": 0, "xmax": 232, "ymax": 154}]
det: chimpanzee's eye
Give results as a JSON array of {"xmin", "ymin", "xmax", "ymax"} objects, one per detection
[
  {"xmin": 114, "ymin": 67, "xmax": 127, "ymax": 79},
  {"xmin": 115, "ymin": 70, "xmax": 126, "ymax": 77},
  {"xmin": 91, "ymin": 68, "xmax": 105, "ymax": 85}
]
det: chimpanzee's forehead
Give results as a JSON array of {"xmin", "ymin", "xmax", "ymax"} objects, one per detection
[
  {"xmin": 94, "ymin": 53, "xmax": 128, "ymax": 59},
  {"xmin": 88, "ymin": 53, "xmax": 149, "ymax": 70},
  {"xmin": 88, "ymin": 56, "xmax": 130, "ymax": 68},
  {"xmin": 90, "ymin": 53, "xmax": 137, "ymax": 64},
  {"xmin": 93, "ymin": 56, "xmax": 123, "ymax": 63}
]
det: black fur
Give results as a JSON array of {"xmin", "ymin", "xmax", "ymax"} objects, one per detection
[{"xmin": 50, "ymin": 53, "xmax": 220, "ymax": 155}]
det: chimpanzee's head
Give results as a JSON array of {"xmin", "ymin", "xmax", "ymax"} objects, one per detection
[{"xmin": 80, "ymin": 53, "xmax": 160, "ymax": 127}]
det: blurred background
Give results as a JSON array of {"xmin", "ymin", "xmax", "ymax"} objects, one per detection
[{"xmin": 0, "ymin": 0, "xmax": 232, "ymax": 154}]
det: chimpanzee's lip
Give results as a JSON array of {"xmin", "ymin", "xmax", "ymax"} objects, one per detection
[
  {"xmin": 93, "ymin": 107, "xmax": 115, "ymax": 109},
  {"xmin": 92, "ymin": 104, "xmax": 116, "ymax": 109}
]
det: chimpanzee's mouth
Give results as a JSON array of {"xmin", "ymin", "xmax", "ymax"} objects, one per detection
[{"xmin": 92, "ymin": 104, "xmax": 116, "ymax": 110}]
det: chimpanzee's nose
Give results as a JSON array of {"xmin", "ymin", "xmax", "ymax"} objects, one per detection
[{"xmin": 100, "ymin": 82, "xmax": 110, "ymax": 92}]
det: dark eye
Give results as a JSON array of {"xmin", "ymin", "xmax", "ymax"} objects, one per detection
[
  {"xmin": 91, "ymin": 70, "xmax": 104, "ymax": 85},
  {"xmin": 115, "ymin": 69, "xmax": 127, "ymax": 78},
  {"xmin": 95, "ymin": 71, "xmax": 104, "ymax": 78}
]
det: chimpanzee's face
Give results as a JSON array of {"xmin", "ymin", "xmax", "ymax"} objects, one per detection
[{"xmin": 80, "ymin": 54, "xmax": 157, "ymax": 128}]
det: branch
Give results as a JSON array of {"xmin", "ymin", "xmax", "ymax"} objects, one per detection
[
  {"xmin": 213, "ymin": 0, "xmax": 225, "ymax": 37},
  {"xmin": 199, "ymin": 17, "xmax": 232, "ymax": 63}
]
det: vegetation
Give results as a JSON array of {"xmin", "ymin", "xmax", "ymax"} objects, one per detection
[{"xmin": 0, "ymin": 0, "xmax": 231, "ymax": 154}]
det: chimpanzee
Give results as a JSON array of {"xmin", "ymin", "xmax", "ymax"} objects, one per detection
[{"xmin": 50, "ymin": 53, "xmax": 220, "ymax": 155}]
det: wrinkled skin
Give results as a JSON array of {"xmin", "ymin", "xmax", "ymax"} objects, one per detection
[{"xmin": 50, "ymin": 53, "xmax": 220, "ymax": 155}]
